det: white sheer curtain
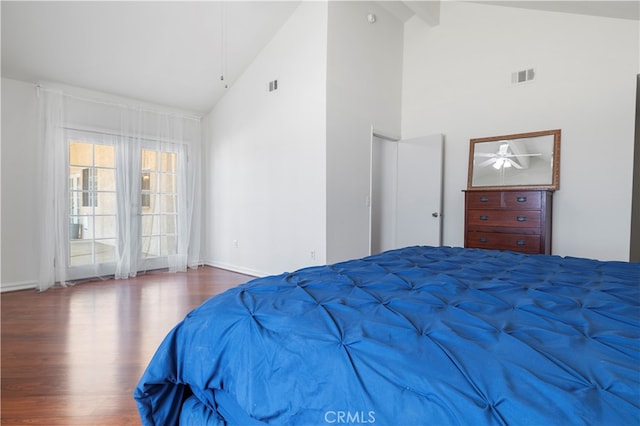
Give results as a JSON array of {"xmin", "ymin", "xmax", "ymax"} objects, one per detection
[
  {"xmin": 37, "ymin": 89, "xmax": 68, "ymax": 289},
  {"xmin": 36, "ymin": 86, "xmax": 202, "ymax": 290}
]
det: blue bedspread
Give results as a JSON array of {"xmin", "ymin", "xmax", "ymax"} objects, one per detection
[{"xmin": 134, "ymin": 246, "xmax": 640, "ymax": 425}]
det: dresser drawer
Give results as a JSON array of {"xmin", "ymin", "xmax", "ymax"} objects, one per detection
[
  {"xmin": 466, "ymin": 232, "xmax": 541, "ymax": 254},
  {"xmin": 466, "ymin": 191, "xmax": 502, "ymax": 209},
  {"xmin": 466, "ymin": 190, "xmax": 542, "ymax": 210},
  {"xmin": 467, "ymin": 209, "xmax": 541, "ymax": 229},
  {"xmin": 502, "ymin": 191, "xmax": 542, "ymax": 210}
]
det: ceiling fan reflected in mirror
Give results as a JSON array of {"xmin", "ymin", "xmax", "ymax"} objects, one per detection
[{"xmin": 475, "ymin": 142, "xmax": 541, "ymax": 170}]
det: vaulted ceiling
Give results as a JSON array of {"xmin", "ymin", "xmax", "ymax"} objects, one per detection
[
  {"xmin": 1, "ymin": 1, "xmax": 301, "ymax": 114},
  {"xmin": 2, "ymin": 1, "xmax": 637, "ymax": 114}
]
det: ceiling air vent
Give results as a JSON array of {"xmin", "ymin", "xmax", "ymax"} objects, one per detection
[{"xmin": 511, "ymin": 68, "xmax": 535, "ymax": 84}]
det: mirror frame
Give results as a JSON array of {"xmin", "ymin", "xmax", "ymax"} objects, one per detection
[{"xmin": 467, "ymin": 129, "xmax": 561, "ymax": 191}]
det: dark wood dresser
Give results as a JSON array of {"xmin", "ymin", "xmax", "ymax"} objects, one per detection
[{"xmin": 464, "ymin": 189, "xmax": 553, "ymax": 254}]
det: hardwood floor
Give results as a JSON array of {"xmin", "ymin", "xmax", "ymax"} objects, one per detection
[{"xmin": 1, "ymin": 266, "xmax": 253, "ymax": 425}]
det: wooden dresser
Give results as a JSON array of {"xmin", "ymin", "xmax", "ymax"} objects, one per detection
[{"xmin": 464, "ymin": 189, "xmax": 553, "ymax": 254}]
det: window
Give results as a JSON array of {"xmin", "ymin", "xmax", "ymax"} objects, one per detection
[
  {"xmin": 140, "ymin": 149, "xmax": 177, "ymax": 258},
  {"xmin": 37, "ymin": 90, "xmax": 200, "ymax": 290},
  {"xmin": 68, "ymin": 140, "xmax": 116, "ymax": 267},
  {"xmin": 67, "ymin": 136, "xmax": 183, "ymax": 276}
]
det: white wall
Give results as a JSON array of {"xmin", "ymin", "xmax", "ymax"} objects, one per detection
[
  {"xmin": 402, "ymin": 2, "xmax": 639, "ymax": 261},
  {"xmin": 205, "ymin": 1, "xmax": 405, "ymax": 274},
  {"xmin": 204, "ymin": 2, "xmax": 328, "ymax": 276},
  {"xmin": 325, "ymin": 1, "xmax": 404, "ymax": 263},
  {"xmin": 1, "ymin": 78, "xmax": 40, "ymax": 290}
]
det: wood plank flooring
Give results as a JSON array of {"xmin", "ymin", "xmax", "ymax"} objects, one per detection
[{"xmin": 1, "ymin": 266, "xmax": 253, "ymax": 425}]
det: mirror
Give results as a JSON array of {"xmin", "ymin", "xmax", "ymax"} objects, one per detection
[{"xmin": 467, "ymin": 129, "xmax": 560, "ymax": 190}]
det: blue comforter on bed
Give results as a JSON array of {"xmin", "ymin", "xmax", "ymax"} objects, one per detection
[{"xmin": 134, "ymin": 246, "xmax": 640, "ymax": 425}]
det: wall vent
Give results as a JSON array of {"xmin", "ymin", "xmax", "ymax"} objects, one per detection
[
  {"xmin": 511, "ymin": 68, "xmax": 535, "ymax": 84},
  {"xmin": 268, "ymin": 79, "xmax": 278, "ymax": 92}
]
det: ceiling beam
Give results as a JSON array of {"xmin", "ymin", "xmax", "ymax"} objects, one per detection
[
  {"xmin": 377, "ymin": 1, "xmax": 441, "ymax": 26},
  {"xmin": 406, "ymin": 1, "xmax": 441, "ymax": 26}
]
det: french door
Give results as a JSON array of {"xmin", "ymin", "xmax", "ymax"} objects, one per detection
[
  {"xmin": 139, "ymin": 148, "xmax": 179, "ymax": 271},
  {"xmin": 67, "ymin": 129, "xmax": 181, "ymax": 280}
]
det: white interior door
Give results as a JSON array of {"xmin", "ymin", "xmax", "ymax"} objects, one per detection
[
  {"xmin": 370, "ymin": 133, "xmax": 443, "ymax": 254},
  {"xmin": 395, "ymin": 135, "xmax": 443, "ymax": 248}
]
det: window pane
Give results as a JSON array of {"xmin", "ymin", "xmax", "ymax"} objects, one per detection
[
  {"xmin": 141, "ymin": 150, "xmax": 157, "ymax": 171},
  {"xmin": 162, "ymin": 215, "xmax": 177, "ymax": 235},
  {"xmin": 161, "ymin": 195, "xmax": 176, "ymax": 213},
  {"xmin": 141, "ymin": 215, "xmax": 160, "ymax": 237},
  {"xmin": 94, "ymin": 144, "xmax": 115, "ymax": 168},
  {"xmin": 69, "ymin": 219, "xmax": 83, "ymax": 240},
  {"xmin": 141, "ymin": 236, "xmax": 160, "ymax": 258},
  {"xmin": 161, "ymin": 174, "xmax": 176, "ymax": 193},
  {"xmin": 96, "ymin": 169, "xmax": 115, "ymax": 191},
  {"xmin": 69, "ymin": 191, "xmax": 83, "ymax": 213},
  {"xmin": 141, "ymin": 193, "xmax": 151, "ymax": 209},
  {"xmin": 143, "ymin": 195, "xmax": 159, "ymax": 213},
  {"xmin": 69, "ymin": 166, "xmax": 84, "ymax": 181},
  {"xmin": 70, "ymin": 240, "xmax": 93, "ymax": 266},
  {"xmin": 76, "ymin": 168, "xmax": 99, "ymax": 207},
  {"xmin": 79, "ymin": 216, "xmax": 94, "ymax": 239},
  {"xmin": 161, "ymin": 152, "xmax": 176, "ymax": 172},
  {"xmin": 141, "ymin": 216, "xmax": 152, "ymax": 237},
  {"xmin": 94, "ymin": 216, "xmax": 116, "ymax": 239},
  {"xmin": 95, "ymin": 239, "xmax": 116, "ymax": 263},
  {"xmin": 95, "ymin": 193, "xmax": 116, "ymax": 215},
  {"xmin": 141, "ymin": 172, "xmax": 151, "ymax": 190},
  {"xmin": 148, "ymin": 172, "xmax": 159, "ymax": 192},
  {"xmin": 161, "ymin": 236, "xmax": 176, "ymax": 256},
  {"xmin": 69, "ymin": 141, "xmax": 92, "ymax": 166}
]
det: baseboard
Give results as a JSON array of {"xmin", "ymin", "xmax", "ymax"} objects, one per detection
[
  {"xmin": 202, "ymin": 260, "xmax": 266, "ymax": 279},
  {"xmin": 1, "ymin": 264, "xmax": 265, "ymax": 293},
  {"xmin": 1, "ymin": 280, "xmax": 37, "ymax": 293}
]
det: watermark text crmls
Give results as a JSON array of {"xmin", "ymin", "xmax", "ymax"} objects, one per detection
[{"xmin": 324, "ymin": 410, "xmax": 376, "ymax": 424}]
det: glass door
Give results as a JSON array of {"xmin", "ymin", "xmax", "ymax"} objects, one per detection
[
  {"xmin": 66, "ymin": 131, "xmax": 183, "ymax": 280},
  {"xmin": 140, "ymin": 148, "xmax": 178, "ymax": 266},
  {"xmin": 68, "ymin": 135, "xmax": 117, "ymax": 278}
]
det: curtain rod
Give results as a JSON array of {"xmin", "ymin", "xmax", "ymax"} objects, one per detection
[
  {"xmin": 35, "ymin": 84, "xmax": 202, "ymax": 122},
  {"xmin": 63, "ymin": 125, "xmax": 189, "ymax": 146}
]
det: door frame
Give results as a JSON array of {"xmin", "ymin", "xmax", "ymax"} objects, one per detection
[{"xmin": 369, "ymin": 128, "xmax": 444, "ymax": 255}]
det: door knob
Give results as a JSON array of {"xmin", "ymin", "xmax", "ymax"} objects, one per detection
[{"xmin": 432, "ymin": 212, "xmax": 440, "ymax": 218}]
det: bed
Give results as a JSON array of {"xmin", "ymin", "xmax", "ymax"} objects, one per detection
[{"xmin": 134, "ymin": 246, "xmax": 640, "ymax": 425}]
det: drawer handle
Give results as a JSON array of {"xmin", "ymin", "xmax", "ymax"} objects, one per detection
[
  {"xmin": 479, "ymin": 237, "xmax": 489, "ymax": 243},
  {"xmin": 479, "ymin": 215, "xmax": 489, "ymax": 221},
  {"xmin": 479, "ymin": 196, "xmax": 490, "ymax": 202},
  {"xmin": 516, "ymin": 196, "xmax": 527, "ymax": 202},
  {"xmin": 516, "ymin": 216, "xmax": 527, "ymax": 222},
  {"xmin": 516, "ymin": 240, "xmax": 527, "ymax": 246}
]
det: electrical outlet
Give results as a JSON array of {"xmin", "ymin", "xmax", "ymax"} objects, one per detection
[
  {"xmin": 310, "ymin": 250, "xmax": 316, "ymax": 260},
  {"xmin": 233, "ymin": 239, "xmax": 239, "ymax": 248}
]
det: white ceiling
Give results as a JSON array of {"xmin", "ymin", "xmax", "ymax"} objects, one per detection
[
  {"xmin": 1, "ymin": 1, "xmax": 301, "ymax": 114},
  {"xmin": 2, "ymin": 1, "xmax": 638, "ymax": 115},
  {"xmin": 475, "ymin": 1, "xmax": 639, "ymax": 21}
]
